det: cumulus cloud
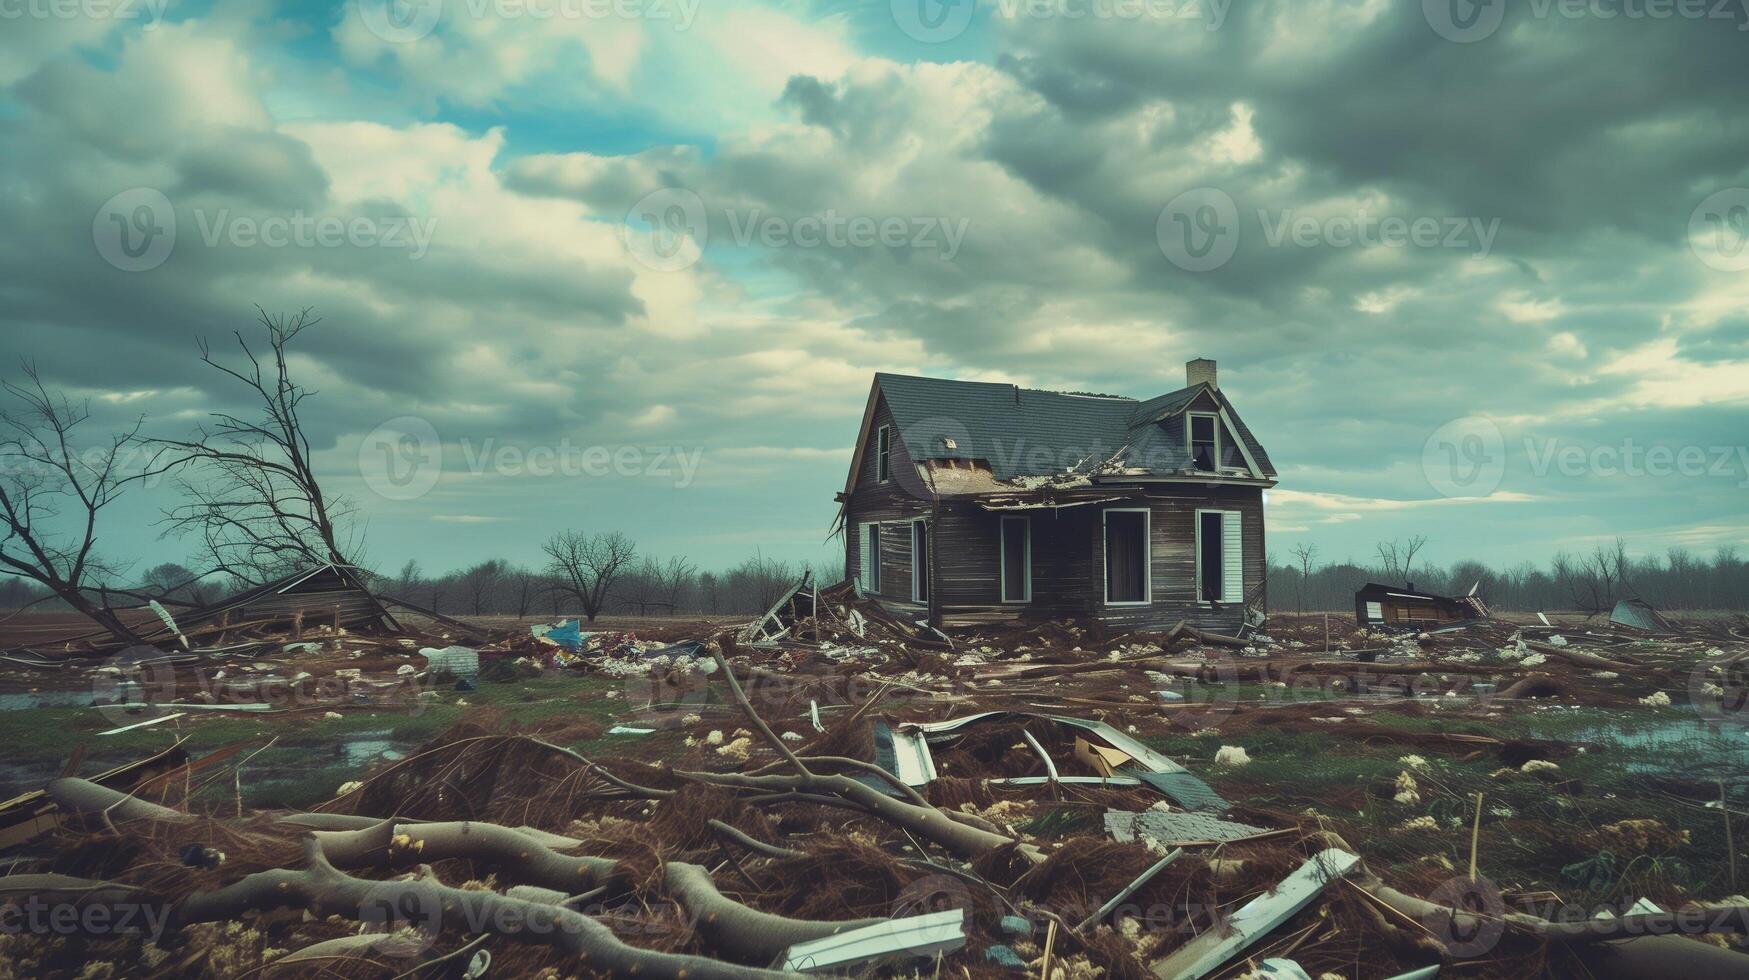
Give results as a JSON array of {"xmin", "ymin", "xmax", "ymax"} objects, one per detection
[{"xmin": 1, "ymin": 0, "xmax": 1745, "ymax": 571}]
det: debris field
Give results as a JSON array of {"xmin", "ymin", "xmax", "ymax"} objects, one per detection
[{"xmin": 0, "ymin": 572, "xmax": 1746, "ymax": 979}]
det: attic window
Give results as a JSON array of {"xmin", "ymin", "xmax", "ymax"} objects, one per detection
[
  {"xmin": 876, "ymin": 425, "xmax": 891, "ymax": 482},
  {"xmin": 1189, "ymin": 414, "xmax": 1219, "ymax": 471}
]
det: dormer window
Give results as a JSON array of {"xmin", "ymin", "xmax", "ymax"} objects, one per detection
[{"xmin": 1188, "ymin": 413, "xmax": 1219, "ymax": 471}]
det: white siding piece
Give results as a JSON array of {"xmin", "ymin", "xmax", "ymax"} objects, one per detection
[
  {"xmin": 888, "ymin": 729, "xmax": 938, "ymax": 787},
  {"xmin": 781, "ymin": 909, "xmax": 966, "ymax": 972},
  {"xmin": 1221, "ymin": 511, "xmax": 1243, "ymax": 603},
  {"xmin": 1149, "ymin": 848, "xmax": 1360, "ymax": 980}
]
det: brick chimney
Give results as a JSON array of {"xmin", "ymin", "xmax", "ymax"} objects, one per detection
[{"xmin": 1186, "ymin": 358, "xmax": 1217, "ymax": 390}]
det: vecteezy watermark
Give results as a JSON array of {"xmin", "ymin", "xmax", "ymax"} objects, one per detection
[
  {"xmin": 94, "ymin": 189, "xmax": 437, "ymax": 271},
  {"xmin": 1156, "ymin": 187, "xmax": 1241, "ymax": 273},
  {"xmin": 1525, "ymin": 437, "xmax": 1749, "ymax": 487},
  {"xmin": 890, "ymin": 0, "xmax": 977, "ymax": 42},
  {"xmin": 1688, "ymin": 187, "xmax": 1749, "ymax": 272},
  {"xmin": 92, "ymin": 653, "xmax": 438, "ymax": 727},
  {"xmin": 358, "ymin": 417, "xmax": 708, "ymax": 501},
  {"xmin": 891, "ymin": 0, "xmax": 1230, "ymax": 42},
  {"xmin": 360, "ymin": 416, "xmax": 444, "ymax": 503},
  {"xmin": 356, "ymin": 0, "xmax": 701, "ymax": 44},
  {"xmin": 0, "ymin": 897, "xmax": 172, "ymax": 943},
  {"xmin": 1423, "ymin": 420, "xmax": 1749, "ymax": 499},
  {"xmin": 192, "ymin": 209, "xmax": 438, "ymax": 260},
  {"xmin": 1157, "ymin": 188, "xmax": 1500, "ymax": 272},
  {"xmin": 1422, "ymin": 0, "xmax": 1508, "ymax": 41},
  {"xmin": 0, "ymin": 0, "xmax": 167, "ymax": 26},
  {"xmin": 1425, "ymin": 0, "xmax": 1749, "ymax": 42},
  {"xmin": 93, "ymin": 188, "xmax": 176, "ymax": 273},
  {"xmin": 1422, "ymin": 416, "xmax": 1508, "ymax": 498},
  {"xmin": 0, "ymin": 443, "xmax": 173, "ymax": 490},
  {"xmin": 622, "ymin": 187, "xmax": 970, "ymax": 272}
]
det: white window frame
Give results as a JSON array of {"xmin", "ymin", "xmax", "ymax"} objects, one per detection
[
  {"xmin": 876, "ymin": 425, "xmax": 892, "ymax": 483},
  {"xmin": 999, "ymin": 516, "xmax": 1031, "ymax": 603},
  {"xmin": 1186, "ymin": 412, "xmax": 1222, "ymax": 473},
  {"xmin": 1101, "ymin": 507, "xmax": 1152, "ymax": 606},
  {"xmin": 859, "ymin": 522, "xmax": 881, "ymax": 594},
  {"xmin": 911, "ymin": 519, "xmax": 930, "ymax": 603},
  {"xmin": 1194, "ymin": 508, "xmax": 1245, "ymax": 605}
]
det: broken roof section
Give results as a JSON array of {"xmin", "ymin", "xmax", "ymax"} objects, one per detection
[
  {"xmin": 867, "ymin": 371, "xmax": 1277, "ymax": 486},
  {"xmin": 1355, "ymin": 582, "xmax": 1490, "ymax": 628},
  {"xmin": 1610, "ymin": 597, "xmax": 1675, "ymax": 633}
]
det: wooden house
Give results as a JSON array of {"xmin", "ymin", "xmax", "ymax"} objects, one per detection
[{"xmin": 835, "ymin": 359, "xmax": 1277, "ymax": 632}]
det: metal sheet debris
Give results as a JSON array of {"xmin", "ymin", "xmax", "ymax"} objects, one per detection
[
  {"xmin": 780, "ymin": 908, "xmax": 966, "ymax": 972},
  {"xmin": 1149, "ymin": 848, "xmax": 1360, "ymax": 980}
]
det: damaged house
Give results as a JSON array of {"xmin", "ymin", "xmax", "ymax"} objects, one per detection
[{"xmin": 835, "ymin": 359, "xmax": 1277, "ymax": 631}]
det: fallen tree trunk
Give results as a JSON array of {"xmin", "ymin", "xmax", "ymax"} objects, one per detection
[
  {"xmin": 176, "ymin": 837, "xmax": 796, "ymax": 980},
  {"xmin": 45, "ymin": 777, "xmax": 189, "ymax": 823},
  {"xmin": 1524, "ymin": 640, "xmax": 1650, "ymax": 675},
  {"xmin": 317, "ymin": 820, "xmax": 886, "ymax": 964}
]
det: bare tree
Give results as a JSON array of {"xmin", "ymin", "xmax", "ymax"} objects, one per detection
[
  {"xmin": 458, "ymin": 559, "xmax": 505, "ymax": 616},
  {"xmin": 0, "ymin": 364, "xmax": 174, "ymax": 643},
  {"xmin": 1289, "ymin": 542, "xmax": 1319, "ymax": 617},
  {"xmin": 1375, "ymin": 536, "xmax": 1428, "ymax": 585},
  {"xmin": 1401, "ymin": 535, "xmax": 1428, "ymax": 582},
  {"xmin": 391, "ymin": 559, "xmax": 422, "ymax": 598},
  {"xmin": 152, "ymin": 309, "xmax": 358, "ymax": 585},
  {"xmin": 140, "ymin": 562, "xmax": 209, "ymax": 607},
  {"xmin": 542, "ymin": 530, "xmax": 636, "ymax": 623},
  {"xmin": 509, "ymin": 565, "xmax": 540, "ymax": 619},
  {"xmin": 654, "ymin": 555, "xmax": 696, "ymax": 615}
]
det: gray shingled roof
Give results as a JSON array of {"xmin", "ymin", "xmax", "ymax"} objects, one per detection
[{"xmin": 873, "ymin": 373, "xmax": 1277, "ymax": 481}]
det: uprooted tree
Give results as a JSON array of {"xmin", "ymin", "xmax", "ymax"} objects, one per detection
[
  {"xmin": 151, "ymin": 309, "xmax": 361, "ymax": 586},
  {"xmin": 0, "ymin": 363, "xmax": 173, "ymax": 643},
  {"xmin": 542, "ymin": 529, "xmax": 636, "ymax": 622}
]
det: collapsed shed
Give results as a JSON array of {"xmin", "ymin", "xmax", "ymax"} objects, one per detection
[{"xmin": 1354, "ymin": 582, "xmax": 1489, "ymax": 629}]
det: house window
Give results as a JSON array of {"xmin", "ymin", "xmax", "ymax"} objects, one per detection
[
  {"xmin": 1196, "ymin": 510, "xmax": 1244, "ymax": 604},
  {"xmin": 876, "ymin": 425, "xmax": 892, "ymax": 482},
  {"xmin": 1000, "ymin": 516, "xmax": 1031, "ymax": 603},
  {"xmin": 911, "ymin": 520, "xmax": 930, "ymax": 603},
  {"xmin": 1188, "ymin": 414, "xmax": 1219, "ymax": 471},
  {"xmin": 859, "ymin": 523, "xmax": 882, "ymax": 593},
  {"xmin": 1103, "ymin": 509, "xmax": 1150, "ymax": 605}
]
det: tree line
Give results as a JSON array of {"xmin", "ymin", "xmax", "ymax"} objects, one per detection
[{"xmin": 1271, "ymin": 537, "xmax": 1749, "ymax": 616}]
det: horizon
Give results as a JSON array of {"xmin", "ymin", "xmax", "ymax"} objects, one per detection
[{"xmin": 3, "ymin": 2, "xmax": 1747, "ymax": 585}]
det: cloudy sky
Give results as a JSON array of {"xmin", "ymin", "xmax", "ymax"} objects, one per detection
[{"xmin": 3, "ymin": 0, "xmax": 1748, "ymax": 580}]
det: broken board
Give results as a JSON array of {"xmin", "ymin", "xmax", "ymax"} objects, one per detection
[{"xmin": 1149, "ymin": 848, "xmax": 1360, "ymax": 980}]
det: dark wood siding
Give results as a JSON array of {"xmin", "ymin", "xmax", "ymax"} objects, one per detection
[
  {"xmin": 844, "ymin": 392, "xmax": 933, "ymax": 591},
  {"xmin": 1091, "ymin": 485, "xmax": 1266, "ymax": 632}
]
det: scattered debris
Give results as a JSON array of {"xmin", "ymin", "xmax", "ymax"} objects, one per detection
[{"xmin": 0, "ymin": 573, "xmax": 1744, "ymax": 979}]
